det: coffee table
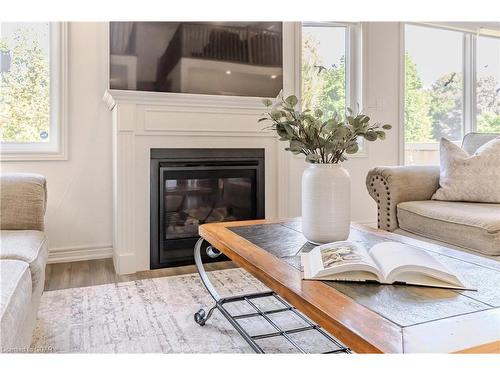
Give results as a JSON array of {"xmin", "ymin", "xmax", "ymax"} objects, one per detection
[{"xmin": 193, "ymin": 218, "xmax": 500, "ymax": 353}]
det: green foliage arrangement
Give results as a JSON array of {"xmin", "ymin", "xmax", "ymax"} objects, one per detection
[{"xmin": 259, "ymin": 92, "xmax": 392, "ymax": 164}]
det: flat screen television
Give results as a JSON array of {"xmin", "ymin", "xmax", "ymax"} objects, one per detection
[{"xmin": 109, "ymin": 22, "xmax": 283, "ymax": 97}]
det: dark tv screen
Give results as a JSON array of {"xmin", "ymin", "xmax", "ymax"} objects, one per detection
[{"xmin": 109, "ymin": 22, "xmax": 283, "ymax": 97}]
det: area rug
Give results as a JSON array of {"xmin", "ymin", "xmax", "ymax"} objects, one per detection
[{"xmin": 31, "ymin": 268, "xmax": 344, "ymax": 353}]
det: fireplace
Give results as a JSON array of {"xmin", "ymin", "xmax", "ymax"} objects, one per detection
[{"xmin": 150, "ymin": 148, "xmax": 265, "ymax": 268}]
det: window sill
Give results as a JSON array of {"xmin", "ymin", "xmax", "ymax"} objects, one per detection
[{"xmin": 0, "ymin": 149, "xmax": 68, "ymax": 162}]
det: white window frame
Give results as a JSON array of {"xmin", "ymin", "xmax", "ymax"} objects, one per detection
[
  {"xmin": 1, "ymin": 22, "xmax": 68, "ymax": 161},
  {"xmin": 298, "ymin": 21, "xmax": 364, "ymax": 156},
  {"xmin": 400, "ymin": 23, "xmax": 500, "ymax": 164}
]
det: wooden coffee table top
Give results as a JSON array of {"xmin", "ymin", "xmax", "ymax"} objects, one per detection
[{"xmin": 199, "ymin": 218, "xmax": 500, "ymax": 353}]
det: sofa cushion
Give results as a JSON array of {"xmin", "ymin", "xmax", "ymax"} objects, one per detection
[
  {"xmin": 0, "ymin": 173, "xmax": 47, "ymax": 231},
  {"xmin": 0, "ymin": 259, "xmax": 32, "ymax": 350},
  {"xmin": 0, "ymin": 230, "xmax": 48, "ymax": 293},
  {"xmin": 432, "ymin": 137, "xmax": 500, "ymax": 203},
  {"xmin": 397, "ymin": 200, "xmax": 500, "ymax": 256}
]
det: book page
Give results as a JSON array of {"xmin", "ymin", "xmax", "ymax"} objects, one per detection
[
  {"xmin": 319, "ymin": 242, "xmax": 375, "ymax": 269},
  {"xmin": 302, "ymin": 241, "xmax": 383, "ymax": 281},
  {"xmin": 369, "ymin": 242, "xmax": 464, "ymax": 287}
]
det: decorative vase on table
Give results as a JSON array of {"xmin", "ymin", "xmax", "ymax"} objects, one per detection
[
  {"xmin": 259, "ymin": 91, "xmax": 392, "ymax": 244},
  {"xmin": 302, "ymin": 163, "xmax": 351, "ymax": 244}
]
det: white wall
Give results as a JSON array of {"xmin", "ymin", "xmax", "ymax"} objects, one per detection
[
  {"xmin": 1, "ymin": 23, "xmax": 113, "ymax": 262},
  {"xmin": 1, "ymin": 22, "xmax": 402, "ymax": 263}
]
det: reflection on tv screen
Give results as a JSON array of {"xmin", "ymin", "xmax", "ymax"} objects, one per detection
[{"xmin": 109, "ymin": 22, "xmax": 283, "ymax": 98}]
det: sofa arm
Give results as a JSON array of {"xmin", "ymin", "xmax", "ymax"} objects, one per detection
[
  {"xmin": 0, "ymin": 173, "xmax": 47, "ymax": 231},
  {"xmin": 366, "ymin": 166, "xmax": 440, "ymax": 231}
]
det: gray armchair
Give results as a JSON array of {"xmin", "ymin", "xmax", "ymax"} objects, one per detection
[
  {"xmin": 366, "ymin": 132, "xmax": 500, "ymax": 257},
  {"xmin": 1, "ymin": 173, "xmax": 48, "ymax": 350}
]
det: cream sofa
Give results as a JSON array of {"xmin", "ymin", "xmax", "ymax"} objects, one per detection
[
  {"xmin": 0, "ymin": 173, "xmax": 48, "ymax": 352},
  {"xmin": 366, "ymin": 133, "xmax": 500, "ymax": 257}
]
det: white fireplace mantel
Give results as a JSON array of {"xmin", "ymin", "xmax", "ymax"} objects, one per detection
[
  {"xmin": 105, "ymin": 89, "xmax": 296, "ymax": 275},
  {"xmin": 104, "ymin": 89, "xmax": 269, "ymax": 112}
]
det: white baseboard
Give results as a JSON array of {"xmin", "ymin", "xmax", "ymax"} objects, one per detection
[
  {"xmin": 48, "ymin": 244, "xmax": 113, "ymax": 264},
  {"xmin": 113, "ymin": 252, "xmax": 137, "ymax": 275}
]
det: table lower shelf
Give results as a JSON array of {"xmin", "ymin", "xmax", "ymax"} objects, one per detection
[{"xmin": 193, "ymin": 238, "xmax": 352, "ymax": 354}]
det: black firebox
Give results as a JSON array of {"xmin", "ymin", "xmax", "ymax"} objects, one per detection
[{"xmin": 150, "ymin": 148, "xmax": 265, "ymax": 268}]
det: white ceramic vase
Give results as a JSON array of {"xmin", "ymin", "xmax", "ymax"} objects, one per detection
[{"xmin": 301, "ymin": 163, "xmax": 351, "ymax": 244}]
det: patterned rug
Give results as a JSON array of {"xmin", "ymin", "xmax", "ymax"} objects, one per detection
[{"xmin": 31, "ymin": 268, "xmax": 345, "ymax": 353}]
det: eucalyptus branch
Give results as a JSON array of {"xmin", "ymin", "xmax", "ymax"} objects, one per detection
[{"xmin": 260, "ymin": 94, "xmax": 392, "ymax": 164}]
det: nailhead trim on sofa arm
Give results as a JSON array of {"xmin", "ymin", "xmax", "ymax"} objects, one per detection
[{"xmin": 365, "ymin": 166, "xmax": 440, "ymax": 232}]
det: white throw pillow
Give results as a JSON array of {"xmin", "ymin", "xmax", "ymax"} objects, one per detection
[{"xmin": 432, "ymin": 137, "xmax": 500, "ymax": 203}]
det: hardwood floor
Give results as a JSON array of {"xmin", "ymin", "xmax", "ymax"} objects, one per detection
[{"xmin": 44, "ymin": 259, "xmax": 237, "ymax": 291}]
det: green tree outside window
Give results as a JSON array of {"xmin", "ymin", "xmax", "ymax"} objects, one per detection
[{"xmin": 0, "ymin": 27, "xmax": 50, "ymax": 143}]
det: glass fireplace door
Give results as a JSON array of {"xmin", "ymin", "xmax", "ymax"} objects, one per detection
[{"xmin": 159, "ymin": 166, "xmax": 258, "ymax": 265}]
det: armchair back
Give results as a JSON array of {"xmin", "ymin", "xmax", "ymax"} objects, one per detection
[{"xmin": 462, "ymin": 132, "xmax": 499, "ymax": 154}]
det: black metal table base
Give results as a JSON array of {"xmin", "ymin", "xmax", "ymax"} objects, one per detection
[{"xmin": 193, "ymin": 238, "xmax": 352, "ymax": 354}]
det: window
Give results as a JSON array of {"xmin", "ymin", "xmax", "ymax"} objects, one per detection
[
  {"xmin": 404, "ymin": 24, "xmax": 500, "ymax": 165},
  {"xmin": 0, "ymin": 22, "xmax": 67, "ymax": 160},
  {"xmin": 302, "ymin": 23, "xmax": 347, "ymax": 117},
  {"xmin": 301, "ymin": 22, "xmax": 362, "ymax": 152},
  {"xmin": 476, "ymin": 36, "xmax": 500, "ymax": 134}
]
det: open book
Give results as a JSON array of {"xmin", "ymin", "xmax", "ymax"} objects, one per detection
[{"xmin": 301, "ymin": 241, "xmax": 470, "ymax": 290}]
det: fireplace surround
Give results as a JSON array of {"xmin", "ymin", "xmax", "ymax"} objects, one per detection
[
  {"xmin": 104, "ymin": 74, "xmax": 292, "ymax": 274},
  {"xmin": 150, "ymin": 148, "xmax": 265, "ymax": 268}
]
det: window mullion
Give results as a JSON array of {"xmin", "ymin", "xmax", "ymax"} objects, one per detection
[
  {"xmin": 463, "ymin": 33, "xmax": 475, "ymax": 135},
  {"xmin": 470, "ymin": 35, "xmax": 477, "ymax": 132},
  {"xmin": 345, "ymin": 26, "xmax": 352, "ymax": 110},
  {"xmin": 347, "ymin": 24, "xmax": 361, "ymax": 112}
]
